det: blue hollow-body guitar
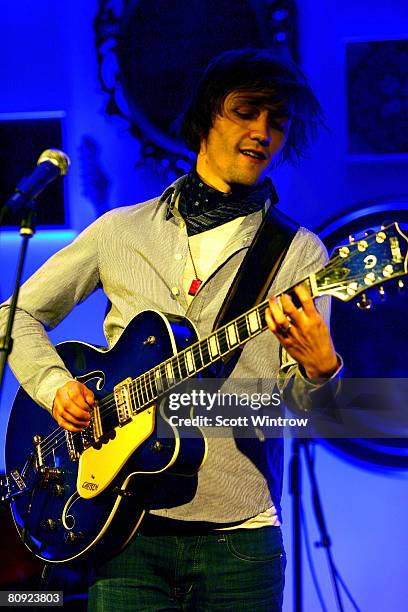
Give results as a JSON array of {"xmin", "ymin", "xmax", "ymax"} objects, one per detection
[{"xmin": 4, "ymin": 223, "xmax": 408, "ymax": 563}]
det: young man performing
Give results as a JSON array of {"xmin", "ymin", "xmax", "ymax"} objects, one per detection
[{"xmin": 0, "ymin": 49, "xmax": 340, "ymax": 610}]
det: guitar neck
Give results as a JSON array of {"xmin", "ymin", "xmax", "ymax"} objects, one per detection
[
  {"xmin": 109, "ymin": 221, "xmax": 408, "ymax": 417},
  {"xmin": 128, "ymin": 274, "xmax": 317, "ymax": 409}
]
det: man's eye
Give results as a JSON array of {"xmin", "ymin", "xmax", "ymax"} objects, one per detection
[{"xmin": 234, "ymin": 109, "xmax": 257, "ymax": 119}]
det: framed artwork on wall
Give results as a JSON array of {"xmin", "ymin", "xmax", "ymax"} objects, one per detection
[
  {"xmin": 0, "ymin": 111, "xmax": 68, "ymax": 229},
  {"xmin": 346, "ymin": 38, "xmax": 408, "ymax": 160},
  {"xmin": 94, "ymin": 0, "xmax": 299, "ymax": 177}
]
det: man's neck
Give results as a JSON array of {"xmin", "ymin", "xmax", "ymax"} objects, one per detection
[{"xmin": 195, "ymin": 162, "xmax": 231, "ymax": 194}]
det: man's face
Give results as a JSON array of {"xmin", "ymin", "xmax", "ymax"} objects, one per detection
[{"xmin": 196, "ymin": 91, "xmax": 289, "ymax": 192}]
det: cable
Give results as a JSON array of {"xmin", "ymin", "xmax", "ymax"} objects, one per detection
[
  {"xmin": 310, "ymin": 446, "xmax": 361, "ymax": 612},
  {"xmin": 300, "ymin": 504, "xmax": 329, "ymax": 612},
  {"xmin": 335, "ymin": 567, "xmax": 362, "ymax": 612}
]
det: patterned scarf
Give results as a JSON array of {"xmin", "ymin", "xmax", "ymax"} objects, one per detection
[{"xmin": 177, "ymin": 168, "xmax": 278, "ymax": 236}]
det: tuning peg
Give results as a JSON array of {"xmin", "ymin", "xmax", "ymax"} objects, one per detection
[
  {"xmin": 376, "ymin": 230, "xmax": 386, "ymax": 244},
  {"xmin": 378, "ymin": 286, "xmax": 386, "ymax": 301},
  {"xmin": 357, "ymin": 293, "xmax": 372, "ymax": 310},
  {"xmin": 348, "ymin": 235, "xmax": 355, "ymax": 244},
  {"xmin": 398, "ymin": 279, "xmax": 405, "ymax": 293}
]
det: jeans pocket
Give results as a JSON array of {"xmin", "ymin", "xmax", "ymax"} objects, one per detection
[{"xmin": 224, "ymin": 527, "xmax": 286, "ymax": 563}]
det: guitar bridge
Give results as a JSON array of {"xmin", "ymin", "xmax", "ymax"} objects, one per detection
[{"xmin": 114, "ymin": 377, "xmax": 133, "ymax": 426}]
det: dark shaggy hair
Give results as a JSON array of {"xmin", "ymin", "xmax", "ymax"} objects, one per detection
[{"xmin": 181, "ymin": 48, "xmax": 323, "ymax": 164}]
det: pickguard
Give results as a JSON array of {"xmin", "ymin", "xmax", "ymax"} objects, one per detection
[{"xmin": 77, "ymin": 405, "xmax": 158, "ymax": 499}]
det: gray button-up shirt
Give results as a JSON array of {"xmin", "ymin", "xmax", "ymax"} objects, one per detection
[{"xmin": 0, "ymin": 178, "xmax": 335, "ymax": 522}]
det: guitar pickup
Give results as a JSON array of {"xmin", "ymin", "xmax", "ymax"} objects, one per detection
[
  {"xmin": 114, "ymin": 377, "xmax": 133, "ymax": 426},
  {"xmin": 65, "ymin": 430, "xmax": 80, "ymax": 461}
]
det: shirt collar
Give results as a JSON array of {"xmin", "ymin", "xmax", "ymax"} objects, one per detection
[{"xmin": 158, "ymin": 175, "xmax": 188, "ymax": 221}]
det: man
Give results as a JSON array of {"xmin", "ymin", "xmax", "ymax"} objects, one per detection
[{"xmin": 0, "ymin": 49, "xmax": 340, "ymax": 610}]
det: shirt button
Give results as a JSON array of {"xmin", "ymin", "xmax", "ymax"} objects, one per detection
[
  {"xmin": 174, "ymin": 253, "xmax": 182, "ymax": 261},
  {"xmin": 171, "ymin": 287, "xmax": 180, "ymax": 296}
]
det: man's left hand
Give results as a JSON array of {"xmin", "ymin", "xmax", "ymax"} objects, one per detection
[{"xmin": 265, "ymin": 284, "xmax": 339, "ymax": 380}]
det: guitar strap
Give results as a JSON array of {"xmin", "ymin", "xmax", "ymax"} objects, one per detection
[{"xmin": 212, "ymin": 203, "xmax": 300, "ymax": 371}]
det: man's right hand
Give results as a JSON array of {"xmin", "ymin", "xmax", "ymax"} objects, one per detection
[{"xmin": 52, "ymin": 380, "xmax": 94, "ymax": 432}]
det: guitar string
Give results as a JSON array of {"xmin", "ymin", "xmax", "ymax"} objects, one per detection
[
  {"xmin": 37, "ymin": 244, "xmax": 395, "ymax": 459},
  {"xmin": 38, "ymin": 307, "xmax": 272, "ymax": 459},
  {"xmin": 38, "ymin": 301, "xmax": 272, "ymax": 453},
  {"xmin": 39, "ymin": 227, "xmax": 406, "ymax": 452},
  {"xmin": 38, "ymin": 268, "xmax": 381, "ymax": 460},
  {"xmin": 37, "ymin": 269, "xmax": 380, "ymax": 461},
  {"xmin": 39, "ymin": 266, "xmax": 378, "ymax": 461},
  {"xmin": 36, "ymin": 227, "xmax": 405, "ymax": 456}
]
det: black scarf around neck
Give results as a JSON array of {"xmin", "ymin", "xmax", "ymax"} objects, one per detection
[{"xmin": 177, "ymin": 168, "xmax": 278, "ymax": 236}]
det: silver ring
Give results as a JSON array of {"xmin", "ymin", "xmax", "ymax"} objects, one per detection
[{"xmin": 277, "ymin": 323, "xmax": 292, "ymax": 337}]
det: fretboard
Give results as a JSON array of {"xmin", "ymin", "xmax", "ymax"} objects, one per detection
[{"xmin": 128, "ymin": 275, "xmax": 315, "ymax": 412}]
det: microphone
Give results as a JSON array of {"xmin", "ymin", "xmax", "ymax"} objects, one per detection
[{"xmin": 4, "ymin": 149, "xmax": 70, "ymax": 211}]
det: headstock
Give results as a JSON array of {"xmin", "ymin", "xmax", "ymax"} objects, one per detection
[{"xmin": 316, "ymin": 222, "xmax": 408, "ymax": 302}]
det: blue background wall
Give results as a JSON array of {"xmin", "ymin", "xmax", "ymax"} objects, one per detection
[{"xmin": 0, "ymin": 1, "xmax": 407, "ymax": 610}]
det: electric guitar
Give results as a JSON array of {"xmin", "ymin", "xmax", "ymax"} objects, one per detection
[{"xmin": 4, "ymin": 223, "xmax": 408, "ymax": 563}]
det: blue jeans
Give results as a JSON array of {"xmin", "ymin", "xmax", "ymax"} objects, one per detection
[{"xmin": 88, "ymin": 525, "xmax": 286, "ymax": 611}]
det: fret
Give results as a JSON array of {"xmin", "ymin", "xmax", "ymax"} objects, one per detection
[
  {"xmin": 133, "ymin": 379, "xmax": 144, "ymax": 410},
  {"xmin": 138, "ymin": 376, "xmax": 149, "ymax": 406},
  {"xmin": 200, "ymin": 339, "xmax": 211, "ymax": 367},
  {"xmin": 170, "ymin": 356, "xmax": 182, "ymax": 380},
  {"xmin": 226, "ymin": 322, "xmax": 238, "ymax": 347},
  {"xmin": 149, "ymin": 370, "xmax": 159, "ymax": 398},
  {"xmin": 159, "ymin": 363, "xmax": 170, "ymax": 392},
  {"xmin": 236, "ymin": 316, "xmax": 250, "ymax": 343},
  {"xmin": 258, "ymin": 302, "xmax": 268, "ymax": 325},
  {"xmin": 184, "ymin": 348, "xmax": 196, "ymax": 374},
  {"xmin": 216, "ymin": 328, "xmax": 229, "ymax": 355},
  {"xmin": 192, "ymin": 344, "xmax": 204, "ymax": 370},
  {"xmin": 146, "ymin": 371, "xmax": 156, "ymax": 400},
  {"xmin": 208, "ymin": 335, "xmax": 219, "ymax": 359},
  {"xmin": 247, "ymin": 310, "xmax": 260, "ymax": 334},
  {"xmin": 305, "ymin": 274, "xmax": 317, "ymax": 299},
  {"xmin": 165, "ymin": 361, "xmax": 175, "ymax": 385},
  {"xmin": 176, "ymin": 354, "xmax": 188, "ymax": 379},
  {"xmin": 154, "ymin": 367, "xmax": 164, "ymax": 394}
]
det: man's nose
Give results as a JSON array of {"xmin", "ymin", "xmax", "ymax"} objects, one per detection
[{"xmin": 249, "ymin": 112, "xmax": 271, "ymax": 145}]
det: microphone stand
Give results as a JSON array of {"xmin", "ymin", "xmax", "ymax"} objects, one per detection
[
  {"xmin": 0, "ymin": 203, "xmax": 37, "ymax": 405},
  {"xmin": 290, "ymin": 438, "xmax": 344, "ymax": 612},
  {"xmin": 290, "ymin": 438, "xmax": 302, "ymax": 612}
]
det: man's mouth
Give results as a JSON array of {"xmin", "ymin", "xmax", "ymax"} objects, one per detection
[{"xmin": 239, "ymin": 149, "xmax": 267, "ymax": 161}]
